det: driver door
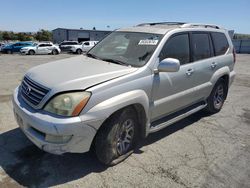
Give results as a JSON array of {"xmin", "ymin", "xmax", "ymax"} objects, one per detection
[
  {"xmin": 151, "ymin": 33, "xmax": 198, "ymax": 121},
  {"xmin": 37, "ymin": 44, "xmax": 47, "ymax": 54}
]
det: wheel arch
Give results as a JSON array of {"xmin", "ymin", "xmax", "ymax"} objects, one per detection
[
  {"xmin": 210, "ymin": 66, "xmax": 230, "ymax": 99},
  {"xmin": 88, "ymin": 90, "xmax": 150, "ymax": 150}
]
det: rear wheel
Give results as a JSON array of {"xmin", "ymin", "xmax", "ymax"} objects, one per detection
[
  {"xmin": 205, "ymin": 79, "xmax": 227, "ymax": 113},
  {"xmin": 28, "ymin": 50, "xmax": 35, "ymax": 55},
  {"xmin": 95, "ymin": 107, "xmax": 138, "ymax": 165},
  {"xmin": 7, "ymin": 50, "xmax": 12, "ymax": 54},
  {"xmin": 76, "ymin": 49, "xmax": 82, "ymax": 54}
]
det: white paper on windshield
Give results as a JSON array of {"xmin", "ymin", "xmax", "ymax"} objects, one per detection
[{"xmin": 138, "ymin": 40, "xmax": 158, "ymax": 45}]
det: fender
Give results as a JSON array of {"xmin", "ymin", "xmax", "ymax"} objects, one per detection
[
  {"xmin": 82, "ymin": 90, "xmax": 150, "ymax": 132},
  {"xmin": 210, "ymin": 66, "xmax": 230, "ymax": 86}
]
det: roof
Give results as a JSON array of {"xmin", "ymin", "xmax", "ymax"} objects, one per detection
[{"xmin": 117, "ymin": 22, "xmax": 225, "ymax": 34}]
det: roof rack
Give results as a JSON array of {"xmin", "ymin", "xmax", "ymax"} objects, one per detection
[
  {"xmin": 181, "ymin": 23, "xmax": 221, "ymax": 29},
  {"xmin": 136, "ymin": 22, "xmax": 222, "ymax": 29},
  {"xmin": 137, "ymin": 22, "xmax": 186, "ymax": 26}
]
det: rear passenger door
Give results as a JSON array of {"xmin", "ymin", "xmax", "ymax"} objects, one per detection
[
  {"xmin": 151, "ymin": 33, "xmax": 200, "ymax": 120},
  {"xmin": 189, "ymin": 32, "xmax": 217, "ymax": 100}
]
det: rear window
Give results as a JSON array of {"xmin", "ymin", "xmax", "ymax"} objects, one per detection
[
  {"xmin": 211, "ymin": 32, "xmax": 229, "ymax": 56},
  {"xmin": 192, "ymin": 33, "xmax": 212, "ymax": 61}
]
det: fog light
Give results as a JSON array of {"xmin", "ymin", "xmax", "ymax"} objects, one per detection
[{"xmin": 45, "ymin": 134, "xmax": 72, "ymax": 144}]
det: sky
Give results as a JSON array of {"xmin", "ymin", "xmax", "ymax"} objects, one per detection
[{"xmin": 0, "ymin": 0, "xmax": 249, "ymax": 33}]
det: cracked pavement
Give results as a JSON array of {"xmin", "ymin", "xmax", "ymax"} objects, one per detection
[{"xmin": 0, "ymin": 54, "xmax": 249, "ymax": 188}]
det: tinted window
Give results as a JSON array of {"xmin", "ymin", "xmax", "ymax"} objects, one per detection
[
  {"xmin": 84, "ymin": 42, "xmax": 90, "ymax": 46},
  {"xmin": 42, "ymin": 44, "xmax": 52, "ymax": 47},
  {"xmin": 192, "ymin": 33, "xmax": 212, "ymax": 61},
  {"xmin": 160, "ymin": 34, "xmax": 190, "ymax": 64},
  {"xmin": 211, "ymin": 32, "xmax": 229, "ymax": 56},
  {"xmin": 61, "ymin": 42, "xmax": 77, "ymax": 45}
]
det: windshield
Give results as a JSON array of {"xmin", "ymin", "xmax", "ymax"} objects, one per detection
[{"xmin": 87, "ymin": 32, "xmax": 163, "ymax": 67}]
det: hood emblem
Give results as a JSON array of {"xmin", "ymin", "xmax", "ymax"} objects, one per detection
[{"xmin": 25, "ymin": 86, "xmax": 31, "ymax": 95}]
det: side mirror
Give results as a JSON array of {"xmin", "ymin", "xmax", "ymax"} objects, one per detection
[{"xmin": 157, "ymin": 58, "xmax": 180, "ymax": 73}]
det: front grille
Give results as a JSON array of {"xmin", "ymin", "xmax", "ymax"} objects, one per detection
[{"xmin": 21, "ymin": 76, "xmax": 50, "ymax": 106}]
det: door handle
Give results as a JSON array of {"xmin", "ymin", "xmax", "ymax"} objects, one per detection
[
  {"xmin": 211, "ymin": 62, "xmax": 217, "ymax": 69},
  {"xmin": 186, "ymin": 69, "xmax": 194, "ymax": 76}
]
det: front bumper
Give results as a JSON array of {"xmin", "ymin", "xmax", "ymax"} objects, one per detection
[
  {"xmin": 20, "ymin": 50, "xmax": 29, "ymax": 54},
  {"xmin": 12, "ymin": 87, "xmax": 97, "ymax": 155}
]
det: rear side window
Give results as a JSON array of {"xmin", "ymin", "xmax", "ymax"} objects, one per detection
[
  {"xmin": 160, "ymin": 34, "xmax": 190, "ymax": 65},
  {"xmin": 211, "ymin": 32, "xmax": 229, "ymax": 56},
  {"xmin": 192, "ymin": 33, "xmax": 212, "ymax": 61}
]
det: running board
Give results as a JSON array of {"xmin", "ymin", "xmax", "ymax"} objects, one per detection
[{"xmin": 149, "ymin": 102, "xmax": 207, "ymax": 134}]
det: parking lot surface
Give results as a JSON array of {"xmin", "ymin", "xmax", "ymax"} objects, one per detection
[{"xmin": 0, "ymin": 54, "xmax": 249, "ymax": 188}]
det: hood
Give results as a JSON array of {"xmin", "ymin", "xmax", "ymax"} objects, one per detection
[{"xmin": 25, "ymin": 55, "xmax": 137, "ymax": 92}]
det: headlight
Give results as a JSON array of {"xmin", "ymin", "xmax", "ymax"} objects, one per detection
[{"xmin": 44, "ymin": 92, "xmax": 91, "ymax": 116}]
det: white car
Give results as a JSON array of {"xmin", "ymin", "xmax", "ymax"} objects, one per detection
[
  {"xmin": 69, "ymin": 41, "xmax": 99, "ymax": 54},
  {"xmin": 20, "ymin": 42, "xmax": 61, "ymax": 55},
  {"xmin": 0, "ymin": 42, "xmax": 5, "ymax": 52}
]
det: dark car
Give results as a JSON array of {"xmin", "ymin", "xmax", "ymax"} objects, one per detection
[{"xmin": 2, "ymin": 42, "xmax": 33, "ymax": 54}]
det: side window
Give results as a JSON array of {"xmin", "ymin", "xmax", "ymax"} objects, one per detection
[
  {"xmin": 160, "ymin": 34, "xmax": 190, "ymax": 65},
  {"xmin": 192, "ymin": 33, "xmax": 212, "ymax": 61},
  {"xmin": 211, "ymin": 32, "xmax": 229, "ymax": 56},
  {"xmin": 84, "ymin": 42, "xmax": 90, "ymax": 46}
]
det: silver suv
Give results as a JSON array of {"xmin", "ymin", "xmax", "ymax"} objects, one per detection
[{"xmin": 12, "ymin": 22, "xmax": 236, "ymax": 165}]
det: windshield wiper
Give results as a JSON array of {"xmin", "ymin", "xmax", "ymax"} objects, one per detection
[
  {"xmin": 101, "ymin": 58, "xmax": 128, "ymax": 66},
  {"xmin": 86, "ymin": 53, "xmax": 101, "ymax": 60}
]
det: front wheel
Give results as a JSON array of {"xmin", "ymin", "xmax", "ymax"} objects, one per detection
[
  {"xmin": 51, "ymin": 49, "xmax": 58, "ymax": 55},
  {"xmin": 28, "ymin": 50, "xmax": 35, "ymax": 55},
  {"xmin": 205, "ymin": 79, "xmax": 227, "ymax": 113},
  {"xmin": 95, "ymin": 107, "xmax": 138, "ymax": 165}
]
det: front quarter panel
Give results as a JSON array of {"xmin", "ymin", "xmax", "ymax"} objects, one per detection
[
  {"xmin": 80, "ymin": 68, "xmax": 153, "ymax": 133},
  {"xmin": 82, "ymin": 90, "xmax": 149, "ymax": 128}
]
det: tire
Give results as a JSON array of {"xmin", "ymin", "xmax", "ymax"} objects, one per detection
[
  {"xmin": 7, "ymin": 50, "xmax": 12, "ymax": 54},
  {"xmin": 205, "ymin": 79, "xmax": 227, "ymax": 113},
  {"xmin": 76, "ymin": 49, "xmax": 82, "ymax": 54},
  {"xmin": 28, "ymin": 50, "xmax": 35, "ymax": 55},
  {"xmin": 95, "ymin": 107, "xmax": 138, "ymax": 165},
  {"xmin": 52, "ymin": 49, "xmax": 58, "ymax": 55}
]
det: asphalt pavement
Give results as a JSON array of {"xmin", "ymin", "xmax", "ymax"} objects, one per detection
[{"xmin": 0, "ymin": 53, "xmax": 249, "ymax": 188}]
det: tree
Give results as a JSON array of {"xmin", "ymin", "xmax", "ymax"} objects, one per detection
[
  {"xmin": 2, "ymin": 31, "xmax": 12, "ymax": 40},
  {"xmin": 35, "ymin": 29, "xmax": 52, "ymax": 41}
]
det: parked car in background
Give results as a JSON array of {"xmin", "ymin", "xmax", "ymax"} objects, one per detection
[
  {"xmin": 1, "ymin": 42, "xmax": 33, "ymax": 54},
  {"xmin": 69, "ymin": 41, "xmax": 99, "ymax": 54},
  {"xmin": 0, "ymin": 42, "xmax": 5, "ymax": 52},
  {"xmin": 20, "ymin": 42, "xmax": 61, "ymax": 55},
  {"xmin": 59, "ymin": 41, "xmax": 79, "ymax": 52}
]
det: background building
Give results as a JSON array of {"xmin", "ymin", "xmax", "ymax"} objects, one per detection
[{"xmin": 52, "ymin": 28, "xmax": 111, "ymax": 44}]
